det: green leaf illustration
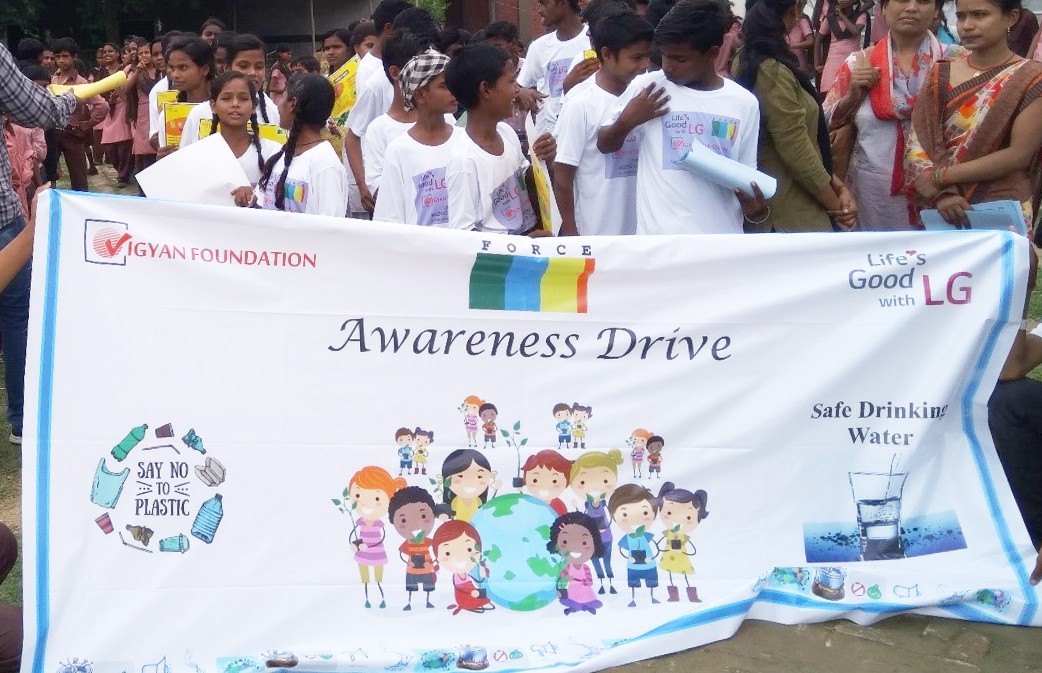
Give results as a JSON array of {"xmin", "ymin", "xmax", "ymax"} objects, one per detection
[
  {"xmin": 500, "ymin": 429, "xmax": 510, "ymax": 437},
  {"xmin": 513, "ymin": 421, "xmax": 521, "ymax": 431},
  {"xmin": 520, "ymin": 438, "xmax": 528, "ymax": 446},
  {"xmin": 331, "ymin": 499, "xmax": 342, "ymax": 506}
]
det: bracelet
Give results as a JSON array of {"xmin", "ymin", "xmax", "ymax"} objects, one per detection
[
  {"xmin": 932, "ymin": 166, "xmax": 944, "ymax": 190},
  {"xmin": 744, "ymin": 206, "xmax": 771, "ymax": 225}
]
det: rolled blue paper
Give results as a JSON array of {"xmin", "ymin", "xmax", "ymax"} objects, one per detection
[{"xmin": 673, "ymin": 139, "xmax": 777, "ymax": 199}]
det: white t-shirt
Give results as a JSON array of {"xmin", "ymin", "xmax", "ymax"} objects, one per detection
[
  {"xmin": 446, "ymin": 122, "xmax": 535, "ymax": 233},
  {"xmin": 362, "ymin": 114, "xmax": 412, "ymax": 193},
  {"xmin": 554, "ymin": 81, "xmax": 638, "ymax": 236},
  {"xmin": 148, "ymin": 77, "xmax": 171, "ymax": 140},
  {"xmin": 374, "ymin": 126, "xmax": 467, "ymax": 226},
  {"xmin": 254, "ymin": 142, "xmax": 348, "ymax": 216},
  {"xmin": 605, "ymin": 72, "xmax": 760, "ymax": 235},
  {"xmin": 560, "ymin": 51, "xmax": 596, "ymax": 109},
  {"xmin": 179, "ymin": 92, "xmax": 282, "ymax": 148},
  {"xmin": 354, "ymin": 52, "xmax": 383, "ymax": 99},
  {"xmin": 192, "ymin": 133, "xmax": 282, "ymax": 187},
  {"xmin": 518, "ymin": 26, "xmax": 590, "ymax": 136},
  {"xmin": 347, "ymin": 71, "xmax": 395, "ymax": 138}
]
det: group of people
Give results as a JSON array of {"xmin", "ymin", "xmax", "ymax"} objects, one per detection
[{"xmin": 1, "ymin": 0, "xmax": 1042, "ymax": 662}]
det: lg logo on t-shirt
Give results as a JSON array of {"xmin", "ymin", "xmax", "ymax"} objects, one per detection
[
  {"xmin": 661, "ymin": 111, "xmax": 740, "ymax": 170},
  {"xmin": 412, "ymin": 168, "xmax": 449, "ymax": 227},
  {"xmin": 491, "ymin": 171, "xmax": 535, "ymax": 233}
]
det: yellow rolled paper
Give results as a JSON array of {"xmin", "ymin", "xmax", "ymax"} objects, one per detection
[{"xmin": 48, "ymin": 71, "xmax": 128, "ymax": 100}]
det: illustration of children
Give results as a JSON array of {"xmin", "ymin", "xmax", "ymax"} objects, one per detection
[
  {"xmin": 460, "ymin": 396, "xmax": 483, "ymax": 448},
  {"xmin": 608, "ymin": 483, "xmax": 661, "ymax": 607},
  {"xmin": 432, "ymin": 520, "xmax": 494, "ymax": 615},
  {"xmin": 395, "ymin": 428, "xmax": 415, "ymax": 476},
  {"xmin": 647, "ymin": 435, "xmax": 664, "ymax": 478},
  {"xmin": 569, "ymin": 450, "xmax": 623, "ymax": 594},
  {"xmin": 388, "ymin": 485, "xmax": 445, "ymax": 610},
  {"xmin": 570, "ymin": 404, "xmax": 592, "ymax": 449},
  {"xmin": 522, "ymin": 449, "xmax": 573, "ymax": 515},
  {"xmin": 656, "ymin": 482, "xmax": 709, "ymax": 603},
  {"xmin": 547, "ymin": 512, "xmax": 605, "ymax": 615},
  {"xmin": 413, "ymin": 428, "xmax": 433, "ymax": 475},
  {"xmin": 347, "ymin": 466, "xmax": 408, "ymax": 608},
  {"xmin": 553, "ymin": 403, "xmax": 572, "ymax": 450},
  {"xmin": 441, "ymin": 449, "xmax": 500, "ymax": 522},
  {"xmin": 479, "ymin": 403, "xmax": 498, "ymax": 449},
  {"xmin": 628, "ymin": 429, "xmax": 652, "ymax": 478}
]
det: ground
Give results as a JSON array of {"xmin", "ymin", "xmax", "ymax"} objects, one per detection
[{"xmin": 2, "ymin": 163, "xmax": 1040, "ymax": 672}]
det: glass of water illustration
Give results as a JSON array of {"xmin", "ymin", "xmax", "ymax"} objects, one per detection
[{"xmin": 848, "ymin": 471, "xmax": 908, "ymax": 561}]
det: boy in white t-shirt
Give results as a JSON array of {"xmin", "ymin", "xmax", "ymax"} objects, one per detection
[
  {"xmin": 516, "ymin": 0, "xmax": 590, "ymax": 136},
  {"xmin": 445, "ymin": 43, "xmax": 557, "ymax": 234},
  {"xmin": 598, "ymin": 0, "xmax": 767, "ymax": 234},
  {"xmin": 374, "ymin": 50, "xmax": 465, "ymax": 226},
  {"xmin": 359, "ymin": 30, "xmax": 427, "ymax": 201},
  {"xmin": 554, "ymin": 12, "xmax": 653, "ymax": 236}
]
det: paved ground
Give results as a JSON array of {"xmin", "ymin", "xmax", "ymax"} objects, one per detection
[{"xmin": 29, "ymin": 164, "xmax": 1042, "ymax": 673}]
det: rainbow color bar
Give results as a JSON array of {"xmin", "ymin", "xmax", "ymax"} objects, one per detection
[{"xmin": 469, "ymin": 253, "xmax": 596, "ymax": 313}]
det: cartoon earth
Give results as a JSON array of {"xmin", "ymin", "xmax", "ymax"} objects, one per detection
[{"xmin": 470, "ymin": 493, "xmax": 561, "ymax": 611}]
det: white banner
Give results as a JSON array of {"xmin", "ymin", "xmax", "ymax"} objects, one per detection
[{"xmin": 22, "ymin": 192, "xmax": 1041, "ymax": 673}]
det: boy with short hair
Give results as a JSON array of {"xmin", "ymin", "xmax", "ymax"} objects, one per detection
[
  {"xmin": 50, "ymin": 37, "xmax": 108, "ymax": 192},
  {"xmin": 444, "ymin": 43, "xmax": 557, "ymax": 234},
  {"xmin": 374, "ymin": 48, "xmax": 466, "ymax": 226},
  {"xmin": 517, "ymin": 0, "xmax": 590, "ymax": 136},
  {"xmin": 554, "ymin": 12, "xmax": 653, "ymax": 236},
  {"xmin": 597, "ymin": 0, "xmax": 762, "ymax": 234}
]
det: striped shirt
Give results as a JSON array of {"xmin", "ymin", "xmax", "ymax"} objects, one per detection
[
  {"xmin": 352, "ymin": 520, "xmax": 388, "ymax": 566},
  {"xmin": 0, "ymin": 43, "xmax": 77, "ymax": 224}
]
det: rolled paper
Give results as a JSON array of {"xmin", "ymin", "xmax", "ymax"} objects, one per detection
[
  {"xmin": 48, "ymin": 71, "xmax": 128, "ymax": 101},
  {"xmin": 673, "ymin": 139, "xmax": 778, "ymax": 199}
]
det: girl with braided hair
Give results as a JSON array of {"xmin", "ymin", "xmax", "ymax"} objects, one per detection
[
  {"xmin": 251, "ymin": 73, "xmax": 348, "ymax": 215},
  {"xmin": 192, "ymin": 73, "xmax": 282, "ymax": 207}
]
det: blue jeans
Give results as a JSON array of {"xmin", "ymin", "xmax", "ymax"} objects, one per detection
[{"xmin": 0, "ymin": 217, "xmax": 29, "ymax": 435}]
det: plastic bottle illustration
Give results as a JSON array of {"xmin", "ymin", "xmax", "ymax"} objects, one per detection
[
  {"xmin": 111, "ymin": 423, "xmax": 149, "ymax": 461},
  {"xmin": 191, "ymin": 493, "xmax": 224, "ymax": 544}
]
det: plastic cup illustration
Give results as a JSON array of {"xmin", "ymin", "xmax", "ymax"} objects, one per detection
[
  {"xmin": 159, "ymin": 534, "xmax": 191, "ymax": 553},
  {"xmin": 111, "ymin": 423, "xmax": 149, "ymax": 462},
  {"xmin": 191, "ymin": 493, "xmax": 224, "ymax": 543},
  {"xmin": 811, "ymin": 567, "xmax": 846, "ymax": 600},
  {"xmin": 155, "ymin": 423, "xmax": 175, "ymax": 438},
  {"xmin": 90, "ymin": 458, "xmax": 130, "ymax": 508},
  {"xmin": 95, "ymin": 513, "xmax": 114, "ymax": 534},
  {"xmin": 848, "ymin": 471, "xmax": 908, "ymax": 561}
]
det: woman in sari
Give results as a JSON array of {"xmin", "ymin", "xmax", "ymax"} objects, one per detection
[
  {"xmin": 824, "ymin": 0, "xmax": 962, "ymax": 229},
  {"xmin": 906, "ymin": 0, "xmax": 1042, "ymax": 229}
]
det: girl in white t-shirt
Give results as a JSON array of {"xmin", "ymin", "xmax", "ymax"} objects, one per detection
[
  {"xmin": 193, "ymin": 73, "xmax": 282, "ymax": 204},
  {"xmin": 246, "ymin": 73, "xmax": 348, "ymax": 216}
]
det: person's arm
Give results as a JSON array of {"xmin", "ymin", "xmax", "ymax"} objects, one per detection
[
  {"xmin": 84, "ymin": 92, "xmax": 110, "ymax": 129},
  {"xmin": 344, "ymin": 129, "xmax": 371, "ymax": 212},
  {"xmin": 837, "ymin": 10, "xmax": 866, "ymax": 35},
  {"xmin": 934, "ymin": 98, "xmax": 1042, "ymax": 190},
  {"xmin": 823, "ymin": 51, "xmax": 878, "ymax": 125},
  {"xmin": 516, "ymin": 47, "xmax": 547, "ymax": 112},
  {"xmin": 597, "ymin": 83, "xmax": 668, "ymax": 154},
  {"xmin": 0, "ymin": 44, "xmax": 78, "ymax": 129},
  {"xmin": 553, "ymin": 163, "xmax": 579, "ymax": 236},
  {"xmin": 792, "ymin": 19, "xmax": 816, "ymax": 50},
  {"xmin": 562, "ymin": 58, "xmax": 598, "ymax": 95}
]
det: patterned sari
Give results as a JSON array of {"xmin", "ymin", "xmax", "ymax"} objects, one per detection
[{"xmin": 906, "ymin": 52, "xmax": 1042, "ymax": 226}]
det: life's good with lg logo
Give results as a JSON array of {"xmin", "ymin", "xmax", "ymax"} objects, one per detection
[
  {"xmin": 847, "ymin": 250, "xmax": 973, "ymax": 308},
  {"xmin": 83, "ymin": 219, "xmax": 131, "ymax": 266}
]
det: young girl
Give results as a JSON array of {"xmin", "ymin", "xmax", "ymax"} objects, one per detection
[
  {"xmin": 547, "ymin": 511, "xmax": 605, "ymax": 615},
  {"xmin": 346, "ymin": 466, "xmax": 407, "ymax": 608},
  {"xmin": 656, "ymin": 482, "xmax": 709, "ymax": 603},
  {"xmin": 431, "ymin": 520, "xmax": 494, "ymax": 615},
  {"xmin": 441, "ymin": 449, "xmax": 499, "ymax": 522},
  {"xmin": 126, "ymin": 37, "xmax": 160, "ymax": 175},
  {"xmin": 181, "ymin": 34, "xmax": 281, "ymax": 147},
  {"xmin": 157, "ymin": 37, "xmax": 214, "ymax": 155},
  {"xmin": 569, "ymin": 449, "xmax": 622, "ymax": 595},
  {"xmin": 197, "ymin": 73, "xmax": 283, "ymax": 200},
  {"xmin": 629, "ymin": 428, "xmax": 651, "ymax": 478},
  {"xmin": 521, "ymin": 449, "xmax": 572, "ymax": 515},
  {"xmin": 817, "ymin": 0, "xmax": 868, "ymax": 93},
  {"xmin": 100, "ymin": 59, "xmax": 134, "ymax": 185},
  {"xmin": 460, "ymin": 395, "xmax": 482, "ymax": 447},
  {"xmin": 249, "ymin": 73, "xmax": 348, "ymax": 216}
]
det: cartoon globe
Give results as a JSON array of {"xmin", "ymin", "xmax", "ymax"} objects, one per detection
[{"xmin": 470, "ymin": 493, "xmax": 560, "ymax": 611}]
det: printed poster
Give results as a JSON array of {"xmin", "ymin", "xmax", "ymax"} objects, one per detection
[{"xmin": 22, "ymin": 192, "xmax": 1042, "ymax": 673}]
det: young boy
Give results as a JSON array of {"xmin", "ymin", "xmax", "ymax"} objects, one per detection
[
  {"xmin": 373, "ymin": 48, "xmax": 466, "ymax": 226},
  {"xmin": 50, "ymin": 37, "xmax": 108, "ymax": 192},
  {"xmin": 517, "ymin": 0, "xmax": 590, "ymax": 136},
  {"xmin": 598, "ymin": 0, "xmax": 762, "ymax": 234},
  {"xmin": 554, "ymin": 12, "xmax": 653, "ymax": 236},
  {"xmin": 444, "ymin": 43, "xmax": 557, "ymax": 234}
]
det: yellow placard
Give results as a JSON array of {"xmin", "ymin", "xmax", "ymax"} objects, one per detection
[
  {"xmin": 199, "ymin": 119, "xmax": 288, "ymax": 145},
  {"xmin": 162, "ymin": 102, "xmax": 198, "ymax": 148},
  {"xmin": 156, "ymin": 89, "xmax": 178, "ymax": 113},
  {"xmin": 48, "ymin": 71, "xmax": 127, "ymax": 100},
  {"xmin": 583, "ymin": 49, "xmax": 597, "ymax": 60},
  {"xmin": 328, "ymin": 56, "xmax": 359, "ymax": 124}
]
